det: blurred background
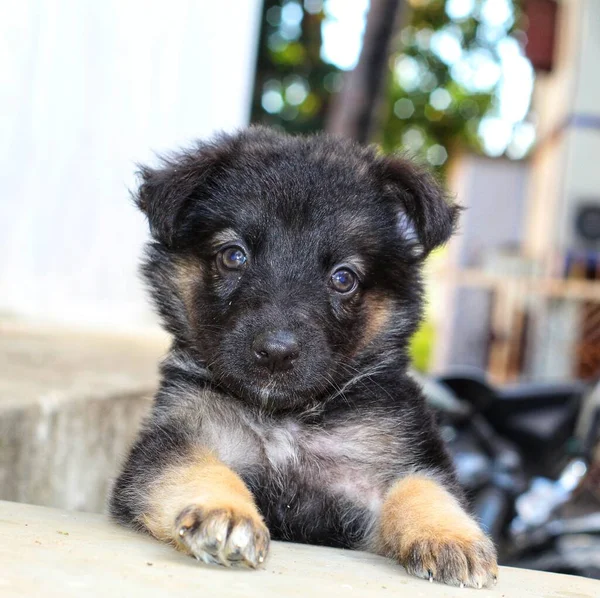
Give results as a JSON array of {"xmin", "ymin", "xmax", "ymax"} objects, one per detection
[{"xmin": 1, "ymin": 0, "xmax": 600, "ymax": 579}]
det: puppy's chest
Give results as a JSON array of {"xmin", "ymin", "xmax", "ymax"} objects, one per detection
[{"xmin": 249, "ymin": 418, "xmax": 396, "ymax": 509}]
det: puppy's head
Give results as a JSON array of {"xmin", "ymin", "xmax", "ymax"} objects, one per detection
[{"xmin": 136, "ymin": 127, "xmax": 458, "ymax": 411}]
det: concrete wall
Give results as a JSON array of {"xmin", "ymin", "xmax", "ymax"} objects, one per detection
[
  {"xmin": 0, "ymin": 326, "xmax": 166, "ymax": 512},
  {"xmin": 0, "ymin": 0, "xmax": 262, "ymax": 331}
]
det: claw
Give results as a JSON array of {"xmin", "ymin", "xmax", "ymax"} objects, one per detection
[
  {"xmin": 200, "ymin": 552, "xmax": 221, "ymax": 566},
  {"xmin": 459, "ymin": 582, "xmax": 465, "ymax": 589},
  {"xmin": 176, "ymin": 507, "xmax": 270, "ymax": 570},
  {"xmin": 228, "ymin": 551, "xmax": 244, "ymax": 561},
  {"xmin": 428, "ymin": 570, "xmax": 433, "ymax": 583}
]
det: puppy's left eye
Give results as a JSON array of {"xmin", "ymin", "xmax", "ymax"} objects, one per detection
[
  {"xmin": 218, "ymin": 246, "xmax": 247, "ymax": 270},
  {"xmin": 330, "ymin": 268, "xmax": 358, "ymax": 294}
]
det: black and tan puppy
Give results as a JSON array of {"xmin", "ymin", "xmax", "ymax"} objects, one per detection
[{"xmin": 110, "ymin": 127, "xmax": 497, "ymax": 588}]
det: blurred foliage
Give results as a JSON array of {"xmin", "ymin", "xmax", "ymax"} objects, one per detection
[
  {"xmin": 251, "ymin": 0, "xmax": 341, "ymax": 133},
  {"xmin": 252, "ymin": 0, "xmax": 531, "ymax": 170},
  {"xmin": 409, "ymin": 318, "xmax": 435, "ymax": 372},
  {"xmin": 380, "ymin": 0, "xmax": 526, "ymax": 169}
]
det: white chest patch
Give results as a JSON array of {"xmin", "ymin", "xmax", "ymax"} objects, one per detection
[
  {"xmin": 263, "ymin": 421, "xmax": 301, "ymax": 468},
  {"xmin": 248, "ymin": 417, "xmax": 388, "ymax": 512}
]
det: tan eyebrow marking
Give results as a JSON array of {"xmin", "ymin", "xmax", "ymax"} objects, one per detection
[
  {"xmin": 211, "ymin": 228, "xmax": 242, "ymax": 249},
  {"xmin": 344, "ymin": 255, "xmax": 366, "ymax": 278}
]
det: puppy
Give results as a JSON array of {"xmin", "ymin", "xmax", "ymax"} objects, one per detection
[{"xmin": 109, "ymin": 127, "xmax": 497, "ymax": 588}]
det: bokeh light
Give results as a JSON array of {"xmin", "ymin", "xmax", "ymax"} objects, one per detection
[
  {"xmin": 430, "ymin": 88, "xmax": 452, "ymax": 111},
  {"xmin": 382, "ymin": 0, "xmax": 536, "ymax": 165},
  {"xmin": 394, "ymin": 98, "xmax": 415, "ymax": 119},
  {"xmin": 320, "ymin": 0, "xmax": 369, "ymax": 70},
  {"xmin": 446, "ymin": 0, "xmax": 475, "ymax": 21}
]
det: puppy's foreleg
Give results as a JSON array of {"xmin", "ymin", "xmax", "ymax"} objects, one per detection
[
  {"xmin": 375, "ymin": 474, "xmax": 497, "ymax": 588},
  {"xmin": 141, "ymin": 447, "xmax": 269, "ymax": 568}
]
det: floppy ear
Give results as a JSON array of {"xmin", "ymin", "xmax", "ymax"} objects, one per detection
[
  {"xmin": 379, "ymin": 155, "xmax": 460, "ymax": 259},
  {"xmin": 134, "ymin": 139, "xmax": 231, "ymax": 247}
]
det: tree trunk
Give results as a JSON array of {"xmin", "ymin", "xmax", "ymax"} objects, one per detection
[{"xmin": 326, "ymin": 0, "xmax": 404, "ymax": 143}]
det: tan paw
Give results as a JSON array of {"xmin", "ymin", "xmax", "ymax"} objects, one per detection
[
  {"xmin": 174, "ymin": 505, "xmax": 270, "ymax": 568},
  {"xmin": 379, "ymin": 474, "xmax": 499, "ymax": 588},
  {"xmin": 402, "ymin": 532, "xmax": 498, "ymax": 588}
]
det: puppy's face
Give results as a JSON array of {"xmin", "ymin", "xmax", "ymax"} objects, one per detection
[{"xmin": 138, "ymin": 128, "xmax": 458, "ymax": 411}]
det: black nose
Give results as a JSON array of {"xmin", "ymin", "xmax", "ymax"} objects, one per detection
[{"xmin": 252, "ymin": 330, "xmax": 300, "ymax": 373}]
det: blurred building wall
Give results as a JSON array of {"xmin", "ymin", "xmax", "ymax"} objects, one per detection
[
  {"xmin": 452, "ymin": 156, "xmax": 529, "ymax": 269},
  {"xmin": 0, "ymin": 0, "xmax": 261, "ymax": 330},
  {"xmin": 434, "ymin": 154, "xmax": 530, "ymax": 372},
  {"xmin": 525, "ymin": 0, "xmax": 600, "ymax": 261},
  {"xmin": 522, "ymin": 0, "xmax": 600, "ymax": 380},
  {"xmin": 558, "ymin": 0, "xmax": 600, "ymax": 251},
  {"xmin": 436, "ymin": 0, "xmax": 600, "ymax": 381}
]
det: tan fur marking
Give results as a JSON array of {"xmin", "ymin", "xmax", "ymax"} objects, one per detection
[
  {"xmin": 376, "ymin": 475, "xmax": 498, "ymax": 587},
  {"xmin": 141, "ymin": 448, "xmax": 263, "ymax": 545},
  {"xmin": 359, "ymin": 293, "xmax": 392, "ymax": 349},
  {"xmin": 210, "ymin": 227, "xmax": 241, "ymax": 249},
  {"xmin": 379, "ymin": 475, "xmax": 481, "ymax": 557},
  {"xmin": 174, "ymin": 257, "xmax": 203, "ymax": 319}
]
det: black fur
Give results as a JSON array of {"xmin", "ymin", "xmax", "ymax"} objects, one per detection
[{"xmin": 110, "ymin": 126, "xmax": 461, "ymax": 551}]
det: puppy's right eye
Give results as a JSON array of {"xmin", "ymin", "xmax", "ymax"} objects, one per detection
[
  {"xmin": 330, "ymin": 268, "xmax": 358, "ymax": 294},
  {"xmin": 218, "ymin": 246, "xmax": 247, "ymax": 270}
]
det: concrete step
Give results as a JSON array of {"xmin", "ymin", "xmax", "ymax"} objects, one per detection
[
  {"xmin": 0, "ymin": 323, "xmax": 167, "ymax": 512},
  {"xmin": 2, "ymin": 500, "xmax": 599, "ymax": 597}
]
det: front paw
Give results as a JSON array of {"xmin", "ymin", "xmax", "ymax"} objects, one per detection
[
  {"xmin": 380, "ymin": 475, "xmax": 499, "ymax": 588},
  {"xmin": 174, "ymin": 505, "xmax": 270, "ymax": 568},
  {"xmin": 402, "ymin": 531, "xmax": 497, "ymax": 588}
]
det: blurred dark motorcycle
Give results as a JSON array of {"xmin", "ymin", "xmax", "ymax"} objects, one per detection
[{"xmin": 417, "ymin": 370, "xmax": 600, "ymax": 579}]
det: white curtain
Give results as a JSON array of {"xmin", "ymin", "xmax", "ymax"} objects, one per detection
[{"xmin": 0, "ymin": 0, "xmax": 261, "ymax": 330}]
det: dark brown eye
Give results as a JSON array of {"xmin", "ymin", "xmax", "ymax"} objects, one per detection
[
  {"xmin": 218, "ymin": 246, "xmax": 247, "ymax": 270},
  {"xmin": 330, "ymin": 268, "xmax": 357, "ymax": 293}
]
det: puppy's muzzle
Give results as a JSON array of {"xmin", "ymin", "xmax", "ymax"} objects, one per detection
[{"xmin": 252, "ymin": 330, "xmax": 299, "ymax": 374}]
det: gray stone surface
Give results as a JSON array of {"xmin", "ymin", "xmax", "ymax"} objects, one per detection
[
  {"xmin": 0, "ymin": 324, "xmax": 168, "ymax": 512},
  {"xmin": 2, "ymin": 500, "xmax": 599, "ymax": 597}
]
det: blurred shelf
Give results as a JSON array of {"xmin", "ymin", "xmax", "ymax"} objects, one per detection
[{"xmin": 448, "ymin": 269, "xmax": 600, "ymax": 302}]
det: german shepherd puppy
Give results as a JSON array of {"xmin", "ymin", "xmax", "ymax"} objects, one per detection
[{"xmin": 110, "ymin": 127, "xmax": 497, "ymax": 588}]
